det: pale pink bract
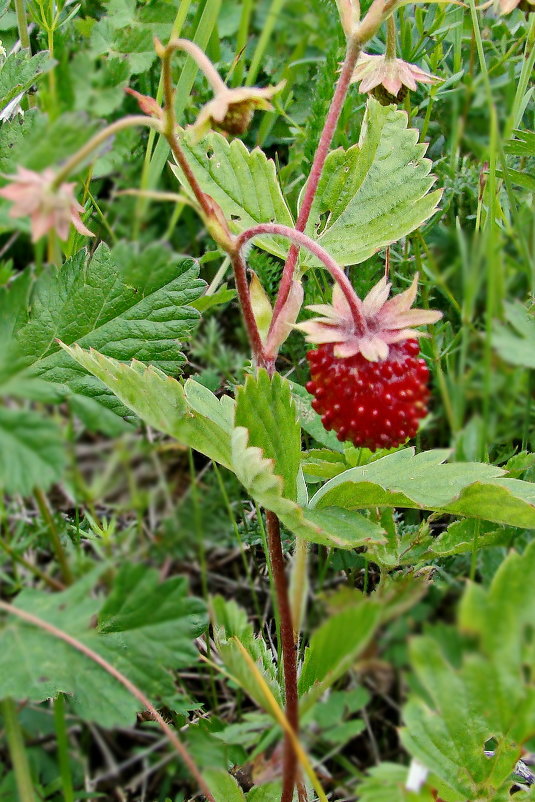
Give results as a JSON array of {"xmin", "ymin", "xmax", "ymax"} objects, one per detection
[
  {"xmin": 0, "ymin": 166, "xmax": 94, "ymax": 242},
  {"xmin": 296, "ymin": 274, "xmax": 442, "ymax": 362},
  {"xmin": 351, "ymin": 53, "xmax": 440, "ymax": 97}
]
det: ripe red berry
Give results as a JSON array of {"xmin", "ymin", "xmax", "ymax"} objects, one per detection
[{"xmin": 306, "ymin": 339, "xmax": 430, "ymax": 451}]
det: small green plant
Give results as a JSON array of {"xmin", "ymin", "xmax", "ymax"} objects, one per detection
[{"xmin": 0, "ymin": 0, "xmax": 534, "ymax": 800}]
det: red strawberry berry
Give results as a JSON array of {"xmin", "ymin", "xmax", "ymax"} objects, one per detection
[
  {"xmin": 306, "ymin": 339, "xmax": 430, "ymax": 450},
  {"xmin": 296, "ymin": 273, "xmax": 441, "ymax": 450}
]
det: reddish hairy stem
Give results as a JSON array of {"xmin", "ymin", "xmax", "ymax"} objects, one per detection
[
  {"xmin": 265, "ymin": 511, "xmax": 299, "ymax": 802},
  {"xmin": 165, "ymin": 140, "xmax": 265, "ymax": 363},
  {"xmin": 159, "ymin": 41, "xmax": 216, "ymax": 221},
  {"xmin": 166, "ymin": 133, "xmax": 215, "ymax": 221},
  {"xmin": 269, "ymin": 36, "xmax": 361, "ymax": 327},
  {"xmin": 229, "ymin": 248, "xmax": 267, "ymax": 366},
  {"xmin": 0, "ymin": 601, "xmax": 217, "ymax": 802},
  {"xmin": 235, "ymin": 223, "xmax": 366, "ymax": 334}
]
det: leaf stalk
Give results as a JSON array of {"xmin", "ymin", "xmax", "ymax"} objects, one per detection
[{"xmin": 268, "ymin": 35, "xmax": 361, "ymax": 330}]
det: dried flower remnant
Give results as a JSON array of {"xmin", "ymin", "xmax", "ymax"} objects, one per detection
[
  {"xmin": 351, "ymin": 52, "xmax": 440, "ymax": 103},
  {"xmin": 125, "ymin": 87, "xmax": 164, "ymax": 120},
  {"xmin": 499, "ymin": 0, "xmax": 534, "ymax": 12},
  {"xmin": 0, "ymin": 167, "xmax": 94, "ymax": 242},
  {"xmin": 189, "ymin": 82, "xmax": 285, "ymax": 143}
]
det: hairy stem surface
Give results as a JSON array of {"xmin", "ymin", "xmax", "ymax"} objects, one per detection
[
  {"xmin": 229, "ymin": 248, "xmax": 266, "ymax": 364},
  {"xmin": 266, "ymin": 511, "xmax": 299, "ymax": 802},
  {"xmin": 269, "ymin": 35, "xmax": 361, "ymax": 327},
  {"xmin": 53, "ymin": 117, "xmax": 162, "ymax": 187}
]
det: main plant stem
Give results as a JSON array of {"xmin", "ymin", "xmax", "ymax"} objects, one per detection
[
  {"xmin": 269, "ymin": 35, "xmax": 361, "ymax": 328},
  {"xmin": 266, "ymin": 512, "xmax": 299, "ymax": 802},
  {"xmin": 229, "ymin": 247, "xmax": 266, "ymax": 364}
]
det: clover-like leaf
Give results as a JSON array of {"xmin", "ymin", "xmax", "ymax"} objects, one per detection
[{"xmin": 302, "ymin": 98, "xmax": 442, "ymax": 267}]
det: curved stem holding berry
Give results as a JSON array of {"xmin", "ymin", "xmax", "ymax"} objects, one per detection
[
  {"xmin": 228, "ymin": 246, "xmax": 267, "ymax": 366},
  {"xmin": 265, "ymin": 512, "xmax": 300, "ymax": 802},
  {"xmin": 236, "ymin": 223, "xmax": 366, "ymax": 343}
]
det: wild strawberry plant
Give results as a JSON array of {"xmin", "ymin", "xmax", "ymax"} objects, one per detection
[{"xmin": 0, "ymin": 0, "xmax": 534, "ymax": 800}]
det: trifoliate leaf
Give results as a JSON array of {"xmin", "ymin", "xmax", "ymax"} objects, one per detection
[
  {"xmin": 302, "ymin": 98, "xmax": 442, "ymax": 267},
  {"xmin": 63, "ymin": 345, "xmax": 385, "ymax": 550}
]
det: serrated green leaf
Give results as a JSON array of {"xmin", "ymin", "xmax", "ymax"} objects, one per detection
[
  {"xmin": 0, "ymin": 565, "xmax": 206, "ymax": 728},
  {"xmin": 0, "ymin": 242, "xmax": 204, "ymax": 419},
  {"xmin": 211, "ymin": 596, "xmax": 282, "ymax": 713},
  {"xmin": 302, "ymin": 98, "xmax": 442, "ymax": 267},
  {"xmin": 203, "ymin": 769, "xmax": 246, "ymax": 802},
  {"xmin": 172, "ymin": 132, "xmax": 295, "ymax": 260},
  {"xmin": 400, "ymin": 540, "xmax": 535, "ymax": 800},
  {"xmin": 298, "ymin": 592, "xmax": 381, "ymax": 712},
  {"xmin": 310, "ymin": 448, "xmax": 535, "ymax": 529},
  {"xmin": 60, "ymin": 347, "xmax": 235, "ymax": 468},
  {"xmin": 504, "ymin": 451, "xmax": 535, "ymax": 477},
  {"xmin": 88, "ymin": 0, "xmax": 175, "ymax": 73},
  {"xmin": 429, "ymin": 519, "xmax": 510, "ymax": 557},
  {"xmin": 0, "ymin": 50, "xmax": 54, "ymax": 109},
  {"xmin": 97, "ymin": 564, "xmax": 206, "ymax": 705},
  {"xmin": 0, "ymin": 407, "xmax": 65, "ymax": 494},
  {"xmin": 231, "ymin": 426, "xmax": 386, "ymax": 548},
  {"xmin": 235, "ymin": 370, "xmax": 301, "ymax": 501},
  {"xmin": 298, "ymin": 593, "xmax": 382, "ymax": 710},
  {"xmin": 63, "ymin": 345, "xmax": 385, "ymax": 550}
]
